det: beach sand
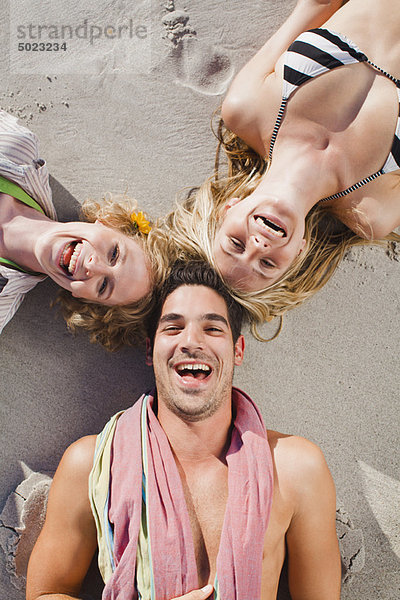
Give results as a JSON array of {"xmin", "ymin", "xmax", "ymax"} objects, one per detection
[{"xmin": 0, "ymin": 1, "xmax": 399, "ymax": 598}]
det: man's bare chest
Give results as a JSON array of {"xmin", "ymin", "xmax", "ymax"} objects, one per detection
[
  {"xmin": 179, "ymin": 462, "xmax": 229, "ymax": 586},
  {"xmin": 260, "ymin": 486, "xmax": 293, "ymax": 599}
]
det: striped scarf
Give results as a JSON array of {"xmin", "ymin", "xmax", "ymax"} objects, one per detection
[{"xmin": 90, "ymin": 388, "xmax": 273, "ymax": 600}]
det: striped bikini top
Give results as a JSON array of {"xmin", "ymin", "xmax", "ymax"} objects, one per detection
[{"xmin": 269, "ymin": 28, "xmax": 400, "ymax": 202}]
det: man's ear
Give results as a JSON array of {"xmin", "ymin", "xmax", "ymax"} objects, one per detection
[
  {"xmin": 234, "ymin": 334, "xmax": 245, "ymax": 366},
  {"xmin": 145, "ymin": 338, "xmax": 153, "ymax": 366}
]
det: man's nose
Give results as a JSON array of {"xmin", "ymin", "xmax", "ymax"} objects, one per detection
[{"xmin": 179, "ymin": 323, "xmax": 204, "ymax": 353}]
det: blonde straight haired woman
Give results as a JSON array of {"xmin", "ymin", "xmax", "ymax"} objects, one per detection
[{"xmin": 162, "ymin": 0, "xmax": 400, "ymax": 335}]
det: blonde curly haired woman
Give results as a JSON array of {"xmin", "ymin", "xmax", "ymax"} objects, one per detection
[
  {"xmin": 56, "ymin": 196, "xmax": 171, "ymax": 350},
  {"xmin": 163, "ymin": 0, "xmax": 400, "ymax": 334},
  {"xmin": 0, "ymin": 109, "xmax": 170, "ymax": 349}
]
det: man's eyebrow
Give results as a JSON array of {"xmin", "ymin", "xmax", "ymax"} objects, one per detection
[
  {"xmin": 159, "ymin": 313, "xmax": 183, "ymax": 324},
  {"xmin": 201, "ymin": 313, "xmax": 229, "ymax": 326},
  {"xmin": 158, "ymin": 312, "xmax": 229, "ymax": 326}
]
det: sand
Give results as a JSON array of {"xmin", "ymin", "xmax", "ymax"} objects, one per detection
[{"xmin": 0, "ymin": 1, "xmax": 399, "ymax": 598}]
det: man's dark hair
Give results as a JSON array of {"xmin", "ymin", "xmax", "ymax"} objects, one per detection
[{"xmin": 147, "ymin": 261, "xmax": 244, "ymax": 344}]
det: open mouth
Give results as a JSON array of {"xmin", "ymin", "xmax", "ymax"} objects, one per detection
[
  {"xmin": 59, "ymin": 241, "xmax": 83, "ymax": 276},
  {"xmin": 254, "ymin": 215, "xmax": 286, "ymax": 238},
  {"xmin": 174, "ymin": 362, "xmax": 212, "ymax": 383}
]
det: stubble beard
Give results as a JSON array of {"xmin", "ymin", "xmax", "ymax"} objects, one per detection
[{"xmin": 155, "ymin": 364, "xmax": 234, "ymax": 423}]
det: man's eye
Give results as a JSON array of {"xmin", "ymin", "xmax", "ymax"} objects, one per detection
[
  {"xmin": 111, "ymin": 244, "xmax": 119, "ymax": 264},
  {"xmin": 230, "ymin": 238, "xmax": 244, "ymax": 252},
  {"xmin": 99, "ymin": 278, "xmax": 108, "ymax": 295}
]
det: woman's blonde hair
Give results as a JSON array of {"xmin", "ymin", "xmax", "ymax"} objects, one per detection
[
  {"xmin": 56, "ymin": 195, "xmax": 173, "ymax": 351},
  {"xmin": 161, "ymin": 119, "xmax": 400, "ymax": 339}
]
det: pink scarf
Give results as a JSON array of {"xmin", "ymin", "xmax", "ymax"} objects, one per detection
[{"xmin": 104, "ymin": 388, "xmax": 273, "ymax": 600}]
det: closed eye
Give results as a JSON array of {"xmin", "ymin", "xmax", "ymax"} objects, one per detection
[
  {"xmin": 260, "ymin": 258, "xmax": 275, "ymax": 268},
  {"xmin": 230, "ymin": 237, "xmax": 245, "ymax": 252},
  {"xmin": 230, "ymin": 237, "xmax": 275, "ymax": 268}
]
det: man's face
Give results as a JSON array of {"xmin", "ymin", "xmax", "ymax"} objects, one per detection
[{"xmin": 150, "ymin": 285, "xmax": 244, "ymax": 422}]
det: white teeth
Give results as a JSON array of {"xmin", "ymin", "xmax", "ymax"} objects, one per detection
[
  {"xmin": 176, "ymin": 363, "xmax": 211, "ymax": 373},
  {"xmin": 255, "ymin": 216, "xmax": 285, "ymax": 237},
  {"xmin": 60, "ymin": 244, "xmax": 71, "ymax": 269},
  {"xmin": 68, "ymin": 243, "xmax": 83, "ymax": 275}
]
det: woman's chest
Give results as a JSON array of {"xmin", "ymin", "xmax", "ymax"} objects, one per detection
[
  {"xmin": 268, "ymin": 62, "xmax": 398, "ymax": 161},
  {"xmin": 328, "ymin": 171, "xmax": 400, "ymax": 239}
]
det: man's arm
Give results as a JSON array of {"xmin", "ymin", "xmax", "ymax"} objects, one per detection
[
  {"xmin": 26, "ymin": 435, "xmax": 215, "ymax": 600},
  {"xmin": 276, "ymin": 435, "xmax": 341, "ymax": 600},
  {"xmin": 26, "ymin": 436, "xmax": 98, "ymax": 600}
]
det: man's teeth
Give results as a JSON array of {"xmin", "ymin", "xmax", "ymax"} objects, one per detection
[
  {"xmin": 176, "ymin": 363, "xmax": 211, "ymax": 376},
  {"xmin": 255, "ymin": 216, "xmax": 285, "ymax": 237}
]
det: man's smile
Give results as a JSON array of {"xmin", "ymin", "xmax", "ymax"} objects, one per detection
[{"xmin": 172, "ymin": 360, "xmax": 214, "ymax": 388}]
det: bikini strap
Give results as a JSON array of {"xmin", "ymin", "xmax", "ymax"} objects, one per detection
[
  {"xmin": 268, "ymin": 97, "xmax": 288, "ymax": 161},
  {"xmin": 319, "ymin": 168, "xmax": 384, "ymax": 203},
  {"xmin": 366, "ymin": 60, "xmax": 400, "ymax": 88},
  {"xmin": 0, "ymin": 174, "xmax": 45, "ymax": 214},
  {"xmin": 0, "ymin": 257, "xmax": 43, "ymax": 276},
  {"xmin": 0, "ymin": 175, "xmax": 45, "ymax": 275}
]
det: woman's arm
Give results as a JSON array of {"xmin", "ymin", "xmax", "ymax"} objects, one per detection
[{"xmin": 222, "ymin": 0, "xmax": 344, "ymax": 137}]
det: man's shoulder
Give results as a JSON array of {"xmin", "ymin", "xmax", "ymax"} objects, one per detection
[
  {"xmin": 267, "ymin": 430, "xmax": 333, "ymax": 500},
  {"xmin": 267, "ymin": 429, "xmax": 326, "ymax": 462},
  {"xmin": 55, "ymin": 435, "xmax": 97, "ymax": 483}
]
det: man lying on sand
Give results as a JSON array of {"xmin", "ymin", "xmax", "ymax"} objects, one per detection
[{"xmin": 26, "ymin": 261, "xmax": 340, "ymax": 600}]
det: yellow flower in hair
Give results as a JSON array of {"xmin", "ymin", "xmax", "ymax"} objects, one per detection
[{"xmin": 131, "ymin": 211, "xmax": 151, "ymax": 234}]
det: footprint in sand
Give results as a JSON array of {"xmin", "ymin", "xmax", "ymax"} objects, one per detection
[
  {"xmin": 0, "ymin": 463, "xmax": 52, "ymax": 589},
  {"xmin": 335, "ymin": 502, "xmax": 365, "ymax": 583},
  {"xmin": 161, "ymin": 0, "xmax": 234, "ymax": 96}
]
